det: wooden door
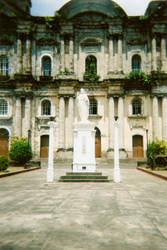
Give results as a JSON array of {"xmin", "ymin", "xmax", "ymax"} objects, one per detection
[
  {"xmin": 95, "ymin": 136, "xmax": 101, "ymax": 158},
  {"xmin": 133, "ymin": 135, "xmax": 144, "ymax": 158},
  {"xmin": 0, "ymin": 129, "xmax": 9, "ymax": 156},
  {"xmin": 40, "ymin": 135, "xmax": 49, "ymax": 158}
]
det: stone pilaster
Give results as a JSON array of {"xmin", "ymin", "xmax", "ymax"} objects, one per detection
[
  {"xmin": 24, "ymin": 98, "xmax": 31, "ymax": 137},
  {"xmin": 114, "ymin": 37, "xmax": 118, "ymax": 72},
  {"xmin": 17, "ymin": 37, "xmax": 22, "ymax": 74},
  {"xmin": 69, "ymin": 37, "xmax": 74, "ymax": 72},
  {"xmin": 118, "ymin": 96, "xmax": 124, "ymax": 149},
  {"xmin": 26, "ymin": 38, "xmax": 31, "ymax": 73},
  {"xmin": 68, "ymin": 97, "xmax": 74, "ymax": 148},
  {"xmin": 108, "ymin": 37, "xmax": 114, "ymax": 72},
  {"xmin": 118, "ymin": 36, "xmax": 123, "ymax": 72},
  {"xmin": 15, "ymin": 97, "xmax": 22, "ymax": 137},
  {"xmin": 152, "ymin": 96, "xmax": 159, "ymax": 139},
  {"xmin": 59, "ymin": 97, "xmax": 65, "ymax": 148},
  {"xmin": 60, "ymin": 37, "xmax": 65, "ymax": 73},
  {"xmin": 161, "ymin": 37, "xmax": 166, "ymax": 72},
  {"xmin": 151, "ymin": 36, "xmax": 157, "ymax": 72},
  {"xmin": 162, "ymin": 96, "xmax": 167, "ymax": 140},
  {"xmin": 108, "ymin": 96, "xmax": 114, "ymax": 149}
]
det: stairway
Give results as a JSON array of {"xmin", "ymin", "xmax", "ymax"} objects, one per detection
[{"xmin": 59, "ymin": 172, "xmax": 110, "ymax": 182}]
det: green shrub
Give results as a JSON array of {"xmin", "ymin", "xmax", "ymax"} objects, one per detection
[
  {"xmin": 127, "ymin": 71, "xmax": 150, "ymax": 85},
  {"xmin": 146, "ymin": 139, "xmax": 167, "ymax": 169},
  {"xmin": 0, "ymin": 156, "xmax": 9, "ymax": 171},
  {"xmin": 9, "ymin": 138, "xmax": 33, "ymax": 165}
]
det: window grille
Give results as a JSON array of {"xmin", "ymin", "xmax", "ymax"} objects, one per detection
[
  {"xmin": 0, "ymin": 56, "xmax": 9, "ymax": 76},
  {"xmin": 42, "ymin": 56, "xmax": 51, "ymax": 76},
  {"xmin": 0, "ymin": 99, "xmax": 8, "ymax": 115},
  {"xmin": 89, "ymin": 98, "xmax": 98, "ymax": 115},
  {"xmin": 132, "ymin": 55, "xmax": 141, "ymax": 71},
  {"xmin": 42, "ymin": 100, "xmax": 51, "ymax": 115},
  {"xmin": 132, "ymin": 99, "xmax": 142, "ymax": 115}
]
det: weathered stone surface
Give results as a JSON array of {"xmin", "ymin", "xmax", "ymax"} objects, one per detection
[
  {"xmin": 0, "ymin": 0, "xmax": 167, "ymax": 160},
  {"xmin": 0, "ymin": 163, "xmax": 167, "ymax": 249}
]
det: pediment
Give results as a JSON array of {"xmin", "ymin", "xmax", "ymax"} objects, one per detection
[{"xmin": 71, "ymin": 12, "xmax": 110, "ymax": 24}]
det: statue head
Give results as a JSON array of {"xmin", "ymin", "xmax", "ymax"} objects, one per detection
[{"xmin": 80, "ymin": 88, "xmax": 85, "ymax": 94}]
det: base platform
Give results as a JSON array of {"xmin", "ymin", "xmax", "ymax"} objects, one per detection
[{"xmin": 59, "ymin": 172, "xmax": 110, "ymax": 182}]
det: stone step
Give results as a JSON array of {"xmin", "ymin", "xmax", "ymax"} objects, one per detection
[
  {"xmin": 59, "ymin": 178, "xmax": 110, "ymax": 182},
  {"xmin": 60, "ymin": 175, "xmax": 108, "ymax": 180},
  {"xmin": 66, "ymin": 172, "xmax": 102, "ymax": 176},
  {"xmin": 59, "ymin": 172, "xmax": 110, "ymax": 182}
]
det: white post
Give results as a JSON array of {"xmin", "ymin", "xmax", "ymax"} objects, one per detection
[
  {"xmin": 114, "ymin": 117, "xmax": 121, "ymax": 183},
  {"xmin": 47, "ymin": 121, "xmax": 54, "ymax": 183}
]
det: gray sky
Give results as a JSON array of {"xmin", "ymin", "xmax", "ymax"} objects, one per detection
[{"xmin": 31, "ymin": 0, "xmax": 151, "ymax": 16}]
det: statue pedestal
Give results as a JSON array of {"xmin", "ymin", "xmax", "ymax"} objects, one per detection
[{"xmin": 73, "ymin": 121, "xmax": 96, "ymax": 172}]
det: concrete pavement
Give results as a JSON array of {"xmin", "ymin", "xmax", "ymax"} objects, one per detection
[{"xmin": 0, "ymin": 163, "xmax": 167, "ymax": 250}]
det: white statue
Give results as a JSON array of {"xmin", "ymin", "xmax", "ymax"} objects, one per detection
[{"xmin": 77, "ymin": 88, "xmax": 89, "ymax": 122}]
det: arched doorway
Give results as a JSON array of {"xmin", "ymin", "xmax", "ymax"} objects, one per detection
[
  {"xmin": 40, "ymin": 135, "xmax": 49, "ymax": 158},
  {"xmin": 133, "ymin": 135, "xmax": 144, "ymax": 158},
  {"xmin": 0, "ymin": 128, "xmax": 9, "ymax": 156},
  {"xmin": 95, "ymin": 127, "xmax": 101, "ymax": 158},
  {"xmin": 42, "ymin": 56, "xmax": 51, "ymax": 76}
]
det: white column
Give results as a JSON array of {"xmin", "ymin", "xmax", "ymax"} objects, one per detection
[
  {"xmin": 114, "ymin": 37, "xmax": 118, "ymax": 72},
  {"xmin": 24, "ymin": 98, "xmax": 31, "ymax": 137},
  {"xmin": 15, "ymin": 97, "xmax": 22, "ymax": 137},
  {"xmin": 26, "ymin": 38, "xmax": 31, "ymax": 73},
  {"xmin": 118, "ymin": 36, "xmax": 123, "ymax": 72},
  {"xmin": 152, "ymin": 37, "xmax": 157, "ymax": 72},
  {"xmin": 60, "ymin": 37, "xmax": 65, "ymax": 72},
  {"xmin": 108, "ymin": 96, "xmax": 114, "ymax": 149},
  {"xmin": 108, "ymin": 37, "xmax": 114, "ymax": 72},
  {"xmin": 17, "ymin": 37, "xmax": 22, "ymax": 74},
  {"xmin": 114, "ymin": 118, "xmax": 121, "ymax": 183},
  {"xmin": 152, "ymin": 96, "xmax": 159, "ymax": 139},
  {"xmin": 69, "ymin": 37, "xmax": 74, "ymax": 72},
  {"xmin": 68, "ymin": 97, "xmax": 74, "ymax": 148},
  {"xmin": 162, "ymin": 96, "xmax": 167, "ymax": 140},
  {"xmin": 59, "ymin": 97, "xmax": 65, "ymax": 148},
  {"xmin": 118, "ymin": 96, "xmax": 124, "ymax": 149},
  {"xmin": 47, "ymin": 121, "xmax": 55, "ymax": 183},
  {"xmin": 161, "ymin": 37, "xmax": 166, "ymax": 72}
]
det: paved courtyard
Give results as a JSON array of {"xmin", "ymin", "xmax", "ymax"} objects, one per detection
[{"xmin": 0, "ymin": 163, "xmax": 167, "ymax": 250}]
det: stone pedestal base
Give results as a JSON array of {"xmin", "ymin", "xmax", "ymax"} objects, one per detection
[{"xmin": 73, "ymin": 121, "xmax": 96, "ymax": 172}]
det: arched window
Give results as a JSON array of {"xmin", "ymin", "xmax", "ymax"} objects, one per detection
[
  {"xmin": 42, "ymin": 56, "xmax": 51, "ymax": 76},
  {"xmin": 41, "ymin": 100, "xmax": 51, "ymax": 116},
  {"xmin": 0, "ymin": 99, "xmax": 8, "ymax": 115},
  {"xmin": 132, "ymin": 98, "xmax": 142, "ymax": 115},
  {"xmin": 89, "ymin": 98, "xmax": 98, "ymax": 115},
  {"xmin": 0, "ymin": 56, "xmax": 9, "ymax": 76},
  {"xmin": 132, "ymin": 55, "xmax": 141, "ymax": 71},
  {"xmin": 85, "ymin": 55, "xmax": 97, "ymax": 74}
]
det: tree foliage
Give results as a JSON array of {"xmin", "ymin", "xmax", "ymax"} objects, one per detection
[
  {"xmin": 146, "ymin": 139, "xmax": 167, "ymax": 169},
  {"xmin": 0, "ymin": 156, "xmax": 9, "ymax": 171},
  {"xmin": 9, "ymin": 138, "xmax": 32, "ymax": 165}
]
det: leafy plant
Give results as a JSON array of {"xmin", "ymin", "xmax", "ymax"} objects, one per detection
[
  {"xmin": 9, "ymin": 138, "xmax": 33, "ymax": 165},
  {"xmin": 127, "ymin": 71, "xmax": 151, "ymax": 85},
  {"xmin": 83, "ymin": 72, "xmax": 100, "ymax": 82},
  {"xmin": 83, "ymin": 55, "xmax": 100, "ymax": 82},
  {"xmin": 0, "ymin": 156, "xmax": 9, "ymax": 171},
  {"xmin": 64, "ymin": 68, "xmax": 70, "ymax": 75},
  {"xmin": 139, "ymin": 15, "xmax": 148, "ymax": 20},
  {"xmin": 146, "ymin": 139, "xmax": 167, "ymax": 169}
]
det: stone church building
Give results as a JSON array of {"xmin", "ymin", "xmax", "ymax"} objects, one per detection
[{"xmin": 0, "ymin": 0, "xmax": 167, "ymax": 159}]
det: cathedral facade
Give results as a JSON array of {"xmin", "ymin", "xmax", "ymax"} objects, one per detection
[{"xmin": 0, "ymin": 0, "xmax": 167, "ymax": 159}]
